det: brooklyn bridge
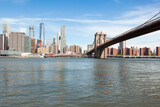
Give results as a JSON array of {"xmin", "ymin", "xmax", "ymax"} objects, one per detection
[{"xmin": 86, "ymin": 17, "xmax": 160, "ymax": 59}]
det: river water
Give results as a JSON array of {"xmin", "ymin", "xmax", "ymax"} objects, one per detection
[{"xmin": 0, "ymin": 58, "xmax": 160, "ymax": 107}]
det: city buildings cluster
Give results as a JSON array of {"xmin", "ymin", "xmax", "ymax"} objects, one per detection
[
  {"xmin": 0, "ymin": 22, "xmax": 82, "ymax": 56},
  {"xmin": 86, "ymin": 31, "xmax": 160, "ymax": 57}
]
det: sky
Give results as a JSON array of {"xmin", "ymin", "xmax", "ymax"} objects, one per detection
[{"xmin": 0, "ymin": 0, "xmax": 160, "ymax": 50}]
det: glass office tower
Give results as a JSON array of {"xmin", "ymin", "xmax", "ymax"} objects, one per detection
[{"xmin": 39, "ymin": 22, "xmax": 45, "ymax": 47}]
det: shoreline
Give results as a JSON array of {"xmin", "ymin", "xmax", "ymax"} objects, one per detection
[{"xmin": 1, "ymin": 56, "xmax": 160, "ymax": 59}]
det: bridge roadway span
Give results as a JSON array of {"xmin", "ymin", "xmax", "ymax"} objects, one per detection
[{"xmin": 87, "ymin": 17, "xmax": 160, "ymax": 58}]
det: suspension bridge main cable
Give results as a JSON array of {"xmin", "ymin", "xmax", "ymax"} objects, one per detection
[{"xmin": 144, "ymin": 10, "xmax": 160, "ymax": 24}]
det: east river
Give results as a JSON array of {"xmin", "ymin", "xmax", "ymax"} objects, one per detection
[{"xmin": 0, "ymin": 58, "xmax": 160, "ymax": 107}]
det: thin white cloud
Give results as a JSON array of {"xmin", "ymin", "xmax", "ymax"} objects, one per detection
[
  {"xmin": 121, "ymin": 5, "xmax": 160, "ymax": 18},
  {"xmin": 0, "ymin": 17, "xmax": 144, "ymax": 26},
  {"xmin": 83, "ymin": 14, "xmax": 103, "ymax": 17}
]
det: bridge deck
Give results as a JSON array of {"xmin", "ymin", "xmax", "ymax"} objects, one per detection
[{"xmin": 87, "ymin": 17, "xmax": 160, "ymax": 55}]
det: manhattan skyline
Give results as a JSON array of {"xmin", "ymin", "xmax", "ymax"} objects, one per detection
[{"xmin": 0, "ymin": 0, "xmax": 160, "ymax": 50}]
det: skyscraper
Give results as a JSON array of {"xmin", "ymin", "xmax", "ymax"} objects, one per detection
[
  {"xmin": 53, "ymin": 36, "xmax": 56, "ymax": 44},
  {"xmin": 3, "ymin": 23, "xmax": 11, "ymax": 38},
  {"xmin": 57, "ymin": 31, "xmax": 61, "ymax": 52},
  {"xmin": 24, "ymin": 36, "xmax": 31, "ymax": 53},
  {"xmin": 9, "ymin": 32, "xmax": 25, "ymax": 52},
  {"xmin": 39, "ymin": 21, "xmax": 45, "ymax": 47},
  {"xmin": 60, "ymin": 25, "xmax": 66, "ymax": 53},
  {"xmin": 119, "ymin": 41, "xmax": 126, "ymax": 49},
  {"xmin": 0, "ymin": 35, "xmax": 3, "ymax": 50},
  {"xmin": 3, "ymin": 23, "xmax": 11, "ymax": 50},
  {"xmin": 29, "ymin": 26, "xmax": 34, "ymax": 38}
]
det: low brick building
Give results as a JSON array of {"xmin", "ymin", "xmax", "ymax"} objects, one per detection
[
  {"xmin": 31, "ymin": 38, "xmax": 36, "ymax": 54},
  {"xmin": 140, "ymin": 47, "xmax": 151, "ymax": 56},
  {"xmin": 156, "ymin": 47, "xmax": 160, "ymax": 56}
]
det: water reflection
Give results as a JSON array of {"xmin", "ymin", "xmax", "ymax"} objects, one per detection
[
  {"xmin": 0, "ymin": 58, "xmax": 160, "ymax": 106},
  {"xmin": 56, "ymin": 61, "xmax": 66, "ymax": 82}
]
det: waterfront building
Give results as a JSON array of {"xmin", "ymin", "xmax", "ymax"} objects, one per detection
[
  {"xmin": 0, "ymin": 34, "xmax": 8, "ymax": 50},
  {"xmin": 87, "ymin": 44, "xmax": 94, "ymax": 52},
  {"xmin": 0, "ymin": 35, "xmax": 2, "ymax": 50},
  {"xmin": 29, "ymin": 26, "xmax": 35, "ymax": 38},
  {"xmin": 70, "ymin": 45, "xmax": 82, "ymax": 54},
  {"xmin": 37, "ymin": 39, "xmax": 42, "ymax": 48},
  {"xmin": 37, "ymin": 47, "xmax": 47, "ymax": 54},
  {"xmin": 60, "ymin": 25, "xmax": 66, "ymax": 53},
  {"xmin": 107, "ymin": 48, "xmax": 111, "ymax": 56},
  {"xmin": 37, "ymin": 44, "xmax": 59, "ymax": 54},
  {"xmin": 119, "ymin": 47, "xmax": 139, "ymax": 56},
  {"xmin": 131, "ymin": 47, "xmax": 139, "ymax": 56},
  {"xmin": 125, "ymin": 48, "xmax": 132, "ymax": 56},
  {"xmin": 24, "ymin": 36, "xmax": 31, "ymax": 53},
  {"xmin": 111, "ymin": 48, "xmax": 118, "ymax": 55},
  {"xmin": 63, "ymin": 46, "xmax": 68, "ymax": 54},
  {"xmin": 31, "ymin": 39, "xmax": 36, "ymax": 54},
  {"xmin": 9, "ymin": 32, "xmax": 25, "ymax": 52},
  {"xmin": 118, "ymin": 41, "xmax": 126, "ymax": 56},
  {"xmin": 76, "ymin": 45, "xmax": 82, "ymax": 54},
  {"xmin": 3, "ymin": 23, "xmax": 11, "ymax": 38},
  {"xmin": 140, "ymin": 47, "xmax": 151, "ymax": 56},
  {"xmin": 70, "ymin": 45, "xmax": 75, "ymax": 53},
  {"xmin": 118, "ymin": 48, "xmax": 126, "ymax": 55},
  {"xmin": 39, "ymin": 21, "xmax": 45, "ymax": 47},
  {"xmin": 52, "ymin": 44, "xmax": 59, "ymax": 54},
  {"xmin": 4, "ymin": 37, "xmax": 8, "ymax": 50},
  {"xmin": 57, "ymin": 31, "xmax": 61, "ymax": 52},
  {"xmin": 2, "ymin": 24, "xmax": 11, "ymax": 50},
  {"xmin": 48, "ymin": 46, "xmax": 52, "ymax": 53},
  {"xmin": 107, "ymin": 48, "xmax": 118, "ymax": 56},
  {"xmin": 156, "ymin": 47, "xmax": 160, "ymax": 56},
  {"xmin": 78, "ymin": 46, "xmax": 82, "ymax": 54},
  {"xmin": 53, "ymin": 36, "xmax": 56, "ymax": 44},
  {"xmin": 140, "ymin": 48, "xmax": 143, "ymax": 56},
  {"xmin": 0, "ymin": 50, "xmax": 21, "ymax": 56},
  {"xmin": 131, "ymin": 47, "xmax": 135, "ymax": 56},
  {"xmin": 45, "ymin": 45, "xmax": 50, "ymax": 54},
  {"xmin": 119, "ymin": 41, "xmax": 126, "ymax": 49}
]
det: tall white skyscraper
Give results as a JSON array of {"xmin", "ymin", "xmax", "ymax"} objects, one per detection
[
  {"xmin": 119, "ymin": 41, "xmax": 126, "ymax": 49},
  {"xmin": 3, "ymin": 23, "xmax": 11, "ymax": 38},
  {"xmin": 57, "ymin": 31, "xmax": 61, "ymax": 52},
  {"xmin": 29, "ymin": 26, "xmax": 35, "ymax": 38},
  {"xmin": 3, "ymin": 23, "xmax": 11, "ymax": 50},
  {"xmin": 60, "ymin": 25, "xmax": 66, "ymax": 53},
  {"xmin": 39, "ymin": 21, "xmax": 45, "ymax": 47}
]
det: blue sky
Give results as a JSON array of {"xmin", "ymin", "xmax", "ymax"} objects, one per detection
[{"xmin": 0, "ymin": 0, "xmax": 160, "ymax": 50}]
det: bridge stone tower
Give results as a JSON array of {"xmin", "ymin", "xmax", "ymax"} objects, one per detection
[{"xmin": 94, "ymin": 32, "xmax": 107, "ymax": 58}]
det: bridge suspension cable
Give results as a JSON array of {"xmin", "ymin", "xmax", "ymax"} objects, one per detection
[{"xmin": 144, "ymin": 10, "xmax": 160, "ymax": 24}]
